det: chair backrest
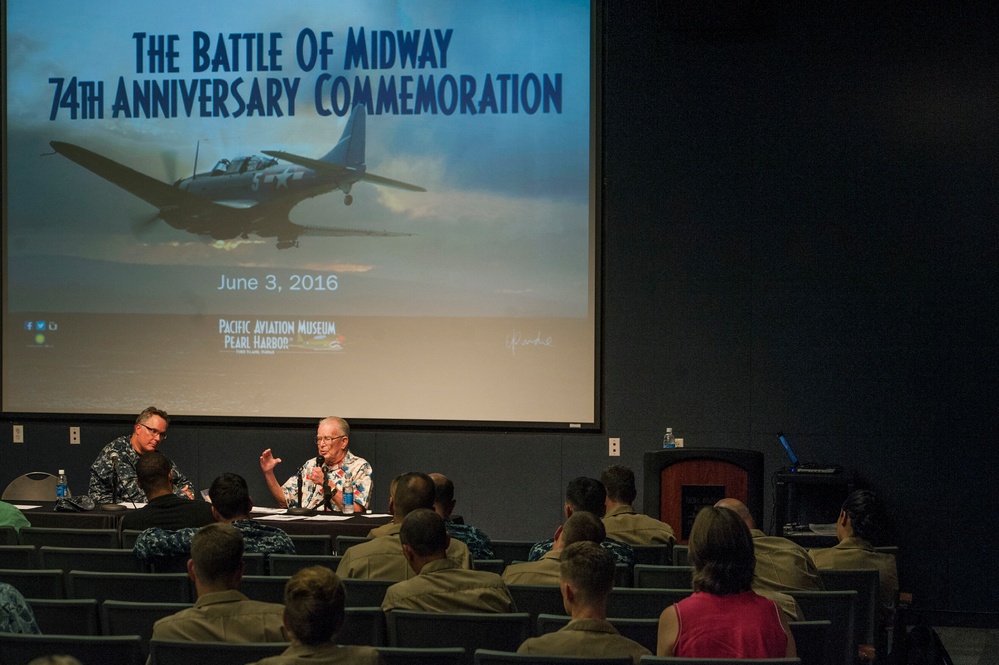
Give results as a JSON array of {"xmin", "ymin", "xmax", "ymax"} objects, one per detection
[
  {"xmin": 121, "ymin": 529, "xmax": 145, "ymax": 549},
  {"xmin": 40, "ymin": 545, "xmax": 147, "ymax": 573},
  {"xmin": 672, "ymin": 545, "xmax": 689, "ymax": 566},
  {"xmin": 67, "ymin": 570, "xmax": 193, "ymax": 603},
  {"xmin": 386, "ymin": 610, "xmax": 531, "ymax": 653},
  {"xmin": 148, "ymin": 638, "xmax": 289, "ymax": 665},
  {"xmin": 336, "ymin": 534, "xmax": 371, "ymax": 555},
  {"xmin": 638, "ymin": 658, "xmax": 800, "ymax": 665},
  {"xmin": 20, "ymin": 526, "xmax": 121, "ymax": 549},
  {"xmin": 817, "ymin": 568, "xmax": 879, "ymax": 645},
  {"xmin": 788, "ymin": 620, "xmax": 832, "ymax": 665},
  {"xmin": 340, "ymin": 606, "xmax": 388, "ymax": 647},
  {"xmin": 0, "ymin": 544, "xmax": 38, "ymax": 569},
  {"xmin": 0, "ymin": 525, "xmax": 20, "ymax": 546},
  {"xmin": 290, "ymin": 533, "xmax": 333, "ymax": 555},
  {"xmin": 606, "ymin": 588, "xmax": 691, "ymax": 619},
  {"xmin": 785, "ymin": 590, "xmax": 856, "ymax": 665},
  {"xmin": 0, "ymin": 632, "xmax": 142, "ymax": 665},
  {"xmin": 27, "ymin": 598, "xmax": 100, "ymax": 635},
  {"xmin": 268, "ymin": 553, "xmax": 343, "ymax": 576},
  {"xmin": 102, "ymin": 600, "xmax": 192, "ymax": 659},
  {"xmin": 473, "ymin": 559, "xmax": 506, "ymax": 575},
  {"xmin": 475, "ymin": 649, "xmax": 633, "ymax": 665},
  {"xmin": 632, "ymin": 544, "xmax": 674, "ymax": 566},
  {"xmin": 240, "ymin": 574, "xmax": 290, "ymax": 603},
  {"xmin": 633, "ymin": 565, "xmax": 694, "ymax": 590},
  {"xmin": 536, "ymin": 613, "xmax": 659, "ymax": 654},
  {"xmin": 2, "ymin": 472, "xmax": 59, "ymax": 501},
  {"xmin": 489, "ymin": 540, "xmax": 537, "ymax": 566},
  {"xmin": 377, "ymin": 646, "xmax": 467, "ymax": 665},
  {"xmin": 342, "ymin": 577, "xmax": 396, "ymax": 607},
  {"xmin": 0, "ymin": 568, "xmax": 66, "ymax": 598},
  {"xmin": 506, "ymin": 584, "xmax": 567, "ymax": 628}
]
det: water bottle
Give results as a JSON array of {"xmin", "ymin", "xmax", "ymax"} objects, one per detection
[
  {"xmin": 341, "ymin": 468, "xmax": 355, "ymax": 514},
  {"xmin": 56, "ymin": 469, "xmax": 69, "ymax": 499},
  {"xmin": 662, "ymin": 427, "xmax": 676, "ymax": 449}
]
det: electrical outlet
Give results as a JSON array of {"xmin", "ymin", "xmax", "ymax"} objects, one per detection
[
  {"xmin": 609, "ymin": 437, "xmax": 620, "ymax": 456},
  {"xmin": 13, "ymin": 425, "xmax": 24, "ymax": 443},
  {"xmin": 70, "ymin": 426, "xmax": 81, "ymax": 444}
]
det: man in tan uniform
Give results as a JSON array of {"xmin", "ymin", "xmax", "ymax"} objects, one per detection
[
  {"xmin": 517, "ymin": 541, "xmax": 651, "ymax": 664},
  {"xmin": 381, "ymin": 509, "xmax": 515, "ymax": 613},
  {"xmin": 153, "ymin": 522, "xmax": 286, "ymax": 642},
  {"xmin": 337, "ymin": 472, "xmax": 472, "ymax": 580},
  {"xmin": 601, "ymin": 465, "xmax": 675, "ymax": 545},
  {"xmin": 502, "ymin": 511, "xmax": 606, "ymax": 585}
]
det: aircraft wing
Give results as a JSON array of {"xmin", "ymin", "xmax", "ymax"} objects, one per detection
[
  {"xmin": 49, "ymin": 141, "xmax": 218, "ymax": 212},
  {"xmin": 262, "ymin": 149, "xmax": 426, "ymax": 192},
  {"xmin": 293, "ymin": 224, "xmax": 413, "ymax": 238}
]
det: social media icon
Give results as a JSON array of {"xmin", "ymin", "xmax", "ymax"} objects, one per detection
[
  {"xmin": 36, "ymin": 320, "xmax": 46, "ymax": 331},
  {"xmin": 48, "ymin": 322, "xmax": 59, "ymax": 331},
  {"xmin": 25, "ymin": 321, "xmax": 34, "ymax": 331}
]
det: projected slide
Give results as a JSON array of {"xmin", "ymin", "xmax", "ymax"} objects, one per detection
[{"xmin": 3, "ymin": 0, "xmax": 596, "ymax": 425}]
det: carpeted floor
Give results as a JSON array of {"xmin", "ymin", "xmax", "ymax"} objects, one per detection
[{"xmin": 935, "ymin": 627, "xmax": 999, "ymax": 665}]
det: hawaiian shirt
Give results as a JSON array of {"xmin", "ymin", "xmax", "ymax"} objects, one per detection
[
  {"xmin": 133, "ymin": 519, "xmax": 296, "ymax": 562},
  {"xmin": 279, "ymin": 450, "xmax": 372, "ymax": 510},
  {"xmin": 447, "ymin": 521, "xmax": 495, "ymax": 560},
  {"xmin": 528, "ymin": 536, "xmax": 635, "ymax": 567}
]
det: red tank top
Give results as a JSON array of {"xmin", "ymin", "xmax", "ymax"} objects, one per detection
[{"xmin": 674, "ymin": 590, "xmax": 787, "ymax": 658}]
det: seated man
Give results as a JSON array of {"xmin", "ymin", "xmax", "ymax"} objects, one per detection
[
  {"xmin": 517, "ymin": 542, "xmax": 650, "ymax": 664},
  {"xmin": 0, "ymin": 582, "xmax": 40, "ymax": 634},
  {"xmin": 431, "ymin": 472, "xmax": 495, "ymax": 559},
  {"xmin": 528, "ymin": 477, "xmax": 634, "ymax": 566},
  {"xmin": 152, "ymin": 522, "xmax": 287, "ymax": 642},
  {"xmin": 601, "ymin": 464, "xmax": 676, "ymax": 545},
  {"xmin": 337, "ymin": 472, "xmax": 472, "ymax": 581},
  {"xmin": 503, "ymin": 511, "xmax": 606, "ymax": 585},
  {"xmin": 134, "ymin": 472, "xmax": 296, "ymax": 565},
  {"xmin": 381, "ymin": 509, "xmax": 515, "ymax": 613},
  {"xmin": 249, "ymin": 566, "xmax": 382, "ymax": 665},
  {"xmin": 119, "ymin": 451, "xmax": 214, "ymax": 531}
]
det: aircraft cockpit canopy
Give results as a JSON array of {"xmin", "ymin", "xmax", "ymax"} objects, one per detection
[{"xmin": 210, "ymin": 155, "xmax": 279, "ymax": 176}]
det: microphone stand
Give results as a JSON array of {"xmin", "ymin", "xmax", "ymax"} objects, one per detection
[
  {"xmin": 286, "ymin": 462, "xmax": 317, "ymax": 516},
  {"xmin": 100, "ymin": 458, "xmax": 127, "ymax": 512}
]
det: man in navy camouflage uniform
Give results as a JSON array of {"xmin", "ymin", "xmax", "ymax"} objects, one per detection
[
  {"xmin": 430, "ymin": 472, "xmax": 495, "ymax": 559},
  {"xmin": 88, "ymin": 406, "xmax": 194, "ymax": 505},
  {"xmin": 0, "ymin": 583, "xmax": 40, "ymax": 634},
  {"xmin": 527, "ymin": 476, "xmax": 635, "ymax": 567},
  {"xmin": 134, "ymin": 472, "xmax": 295, "ymax": 565}
]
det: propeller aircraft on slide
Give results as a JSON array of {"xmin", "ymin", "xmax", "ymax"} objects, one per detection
[{"xmin": 49, "ymin": 105, "xmax": 426, "ymax": 249}]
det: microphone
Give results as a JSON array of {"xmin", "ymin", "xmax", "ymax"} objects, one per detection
[
  {"xmin": 286, "ymin": 456, "xmax": 321, "ymax": 517},
  {"xmin": 318, "ymin": 456, "xmax": 334, "ymax": 512},
  {"xmin": 101, "ymin": 452, "xmax": 127, "ymax": 512}
]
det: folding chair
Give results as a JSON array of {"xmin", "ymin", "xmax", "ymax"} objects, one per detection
[
  {"xmin": 343, "ymin": 577, "xmax": 396, "ymax": 607},
  {"xmin": 67, "ymin": 570, "xmax": 193, "ymax": 603},
  {"xmin": 27, "ymin": 598, "xmax": 100, "ymax": 635},
  {"xmin": 817, "ymin": 569, "xmax": 880, "ymax": 664},
  {"xmin": 507, "ymin": 584, "xmax": 567, "ymax": 630},
  {"xmin": 340, "ymin": 606, "xmax": 388, "ymax": 647},
  {"xmin": 789, "ymin": 619, "xmax": 832, "ymax": 665},
  {"xmin": 785, "ymin": 590, "xmax": 856, "ymax": 665},
  {"xmin": 0, "ymin": 568, "xmax": 66, "ymax": 598},
  {"xmin": 240, "ymin": 574, "xmax": 290, "ymax": 603},
  {"xmin": 101, "ymin": 600, "xmax": 192, "ymax": 660},
  {"xmin": 386, "ymin": 610, "xmax": 531, "ymax": 653},
  {"xmin": 0, "ymin": 544, "xmax": 38, "ymax": 569}
]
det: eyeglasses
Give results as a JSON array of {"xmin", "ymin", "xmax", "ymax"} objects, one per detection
[
  {"xmin": 315, "ymin": 435, "xmax": 346, "ymax": 447},
  {"xmin": 138, "ymin": 423, "xmax": 168, "ymax": 440}
]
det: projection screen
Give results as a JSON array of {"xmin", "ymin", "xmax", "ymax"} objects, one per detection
[{"xmin": 2, "ymin": 0, "xmax": 599, "ymax": 427}]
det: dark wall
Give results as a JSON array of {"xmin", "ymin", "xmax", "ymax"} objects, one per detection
[{"xmin": 2, "ymin": 2, "xmax": 997, "ymax": 613}]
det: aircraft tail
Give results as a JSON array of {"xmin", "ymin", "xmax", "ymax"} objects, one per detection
[{"xmin": 320, "ymin": 105, "xmax": 366, "ymax": 167}]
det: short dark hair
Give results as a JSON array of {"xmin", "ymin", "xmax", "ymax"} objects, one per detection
[
  {"xmin": 688, "ymin": 506, "xmax": 755, "ymax": 595},
  {"xmin": 136, "ymin": 406, "xmax": 170, "ymax": 426},
  {"xmin": 601, "ymin": 465, "xmax": 637, "ymax": 504},
  {"xmin": 135, "ymin": 451, "xmax": 172, "ymax": 495},
  {"xmin": 842, "ymin": 489, "xmax": 886, "ymax": 543},
  {"xmin": 561, "ymin": 511, "xmax": 606, "ymax": 548},
  {"xmin": 393, "ymin": 472, "xmax": 435, "ymax": 518},
  {"xmin": 191, "ymin": 522, "xmax": 244, "ymax": 586},
  {"xmin": 209, "ymin": 473, "xmax": 251, "ymax": 519},
  {"xmin": 560, "ymin": 541, "xmax": 615, "ymax": 604},
  {"xmin": 433, "ymin": 475, "xmax": 455, "ymax": 507},
  {"xmin": 565, "ymin": 477, "xmax": 606, "ymax": 516},
  {"xmin": 399, "ymin": 508, "xmax": 449, "ymax": 557},
  {"xmin": 283, "ymin": 566, "xmax": 346, "ymax": 645}
]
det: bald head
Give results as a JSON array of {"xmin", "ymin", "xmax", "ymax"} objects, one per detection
[{"xmin": 715, "ymin": 497, "xmax": 755, "ymax": 529}]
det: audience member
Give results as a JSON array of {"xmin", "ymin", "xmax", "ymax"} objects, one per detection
[
  {"xmin": 0, "ymin": 582, "xmax": 40, "ymax": 634},
  {"xmin": 0, "ymin": 500, "xmax": 30, "ymax": 532},
  {"xmin": 431, "ymin": 472, "xmax": 495, "ymax": 559},
  {"xmin": 89, "ymin": 406, "xmax": 195, "ymax": 505},
  {"xmin": 152, "ymin": 522, "xmax": 286, "ymax": 642},
  {"xmin": 381, "ymin": 509, "xmax": 515, "ymax": 612},
  {"xmin": 337, "ymin": 473, "xmax": 472, "ymax": 580},
  {"xmin": 528, "ymin": 476, "xmax": 634, "ymax": 566},
  {"xmin": 260, "ymin": 416, "xmax": 372, "ymax": 512},
  {"xmin": 503, "ymin": 511, "xmax": 606, "ymax": 585},
  {"xmin": 657, "ymin": 506, "xmax": 796, "ymax": 658},
  {"xmin": 809, "ymin": 489, "xmax": 899, "ymax": 626},
  {"xmin": 119, "ymin": 451, "xmax": 214, "ymax": 531},
  {"xmin": 517, "ymin": 542, "xmax": 651, "ymax": 664},
  {"xmin": 601, "ymin": 464, "xmax": 676, "ymax": 545},
  {"xmin": 249, "ymin": 566, "xmax": 383, "ymax": 665},
  {"xmin": 134, "ymin": 472, "xmax": 296, "ymax": 564}
]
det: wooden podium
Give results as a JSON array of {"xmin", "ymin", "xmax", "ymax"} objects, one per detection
[{"xmin": 643, "ymin": 448, "xmax": 764, "ymax": 544}]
